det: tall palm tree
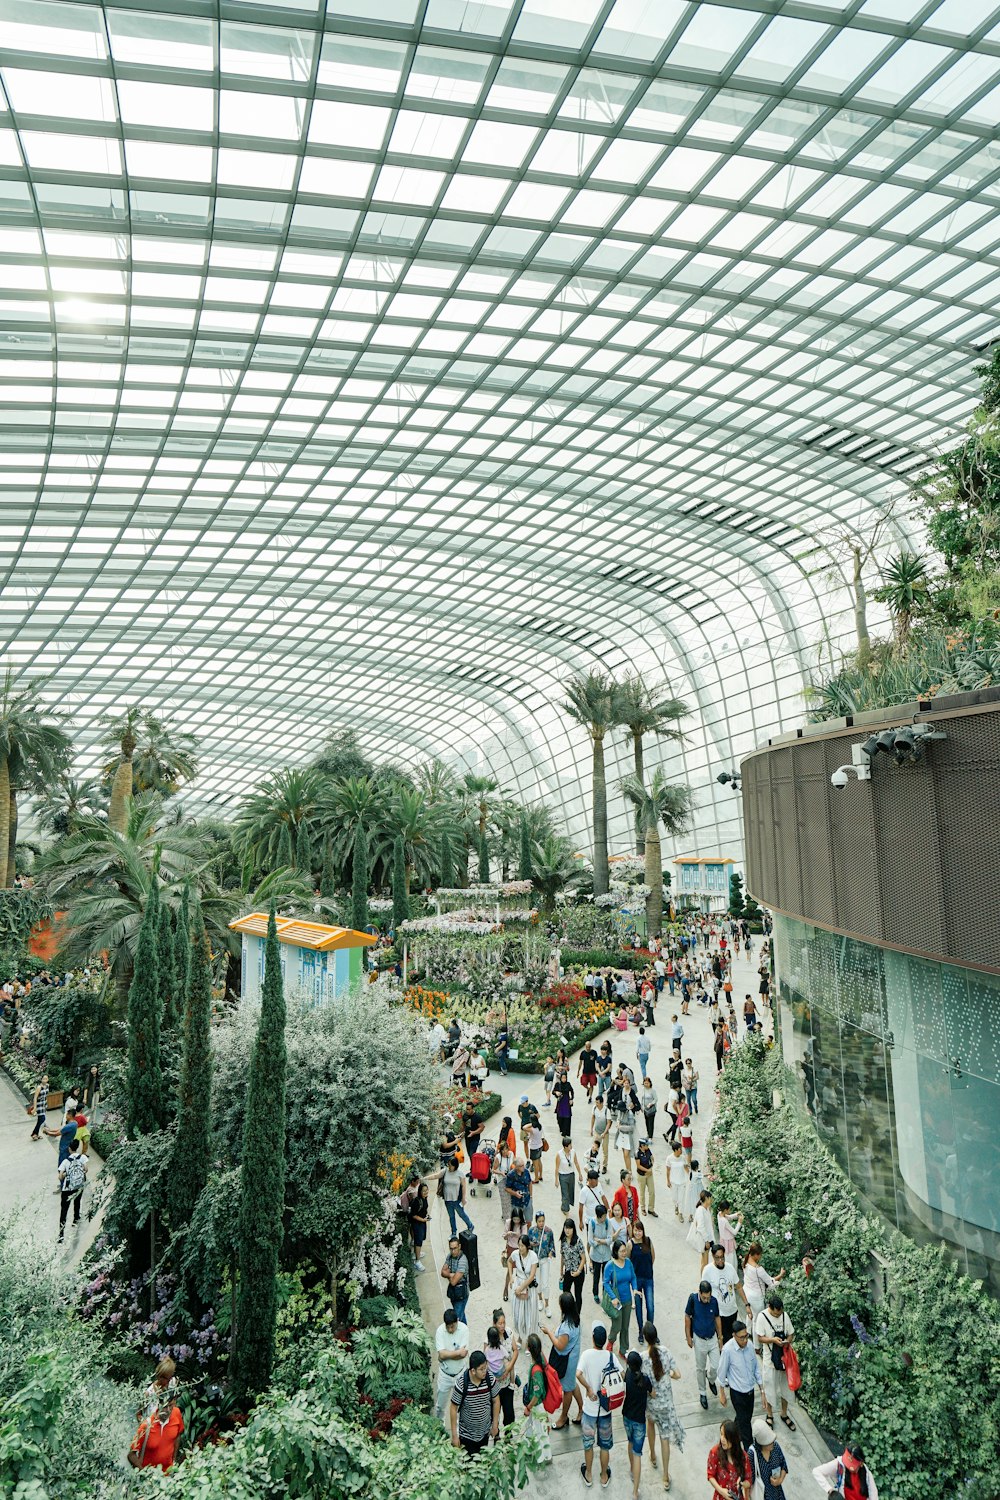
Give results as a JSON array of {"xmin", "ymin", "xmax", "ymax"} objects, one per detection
[
  {"xmin": 384, "ymin": 787, "xmax": 453, "ymax": 892},
  {"xmin": 234, "ymin": 766, "xmax": 325, "ymax": 883},
  {"xmin": 0, "ymin": 669, "xmax": 72, "ymax": 886},
  {"xmin": 34, "ymin": 774, "xmax": 103, "ymax": 840},
  {"xmin": 131, "ymin": 715, "xmax": 199, "ymax": 797},
  {"xmin": 530, "ymin": 833, "xmax": 583, "ymax": 915},
  {"xmin": 620, "ymin": 770, "xmax": 694, "ymax": 937},
  {"xmin": 37, "ymin": 797, "xmax": 215, "ymax": 1010},
  {"xmin": 321, "ymin": 774, "xmax": 387, "ymax": 876},
  {"xmin": 563, "ymin": 670, "xmax": 619, "ymax": 896},
  {"xmin": 101, "ymin": 705, "xmax": 145, "ymax": 835},
  {"xmin": 874, "ymin": 552, "xmax": 929, "ymax": 649},
  {"xmin": 617, "ymin": 674, "xmax": 689, "ymax": 854}
]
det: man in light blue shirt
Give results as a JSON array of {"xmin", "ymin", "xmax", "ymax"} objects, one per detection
[
  {"xmin": 717, "ymin": 1320, "xmax": 764, "ymax": 1448},
  {"xmin": 635, "ymin": 1026, "xmax": 651, "ymax": 1079}
]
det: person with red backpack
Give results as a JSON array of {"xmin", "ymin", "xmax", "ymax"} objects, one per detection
[
  {"xmin": 813, "ymin": 1443, "xmax": 879, "ymax": 1499},
  {"xmin": 522, "ymin": 1332, "xmax": 555, "ymax": 1462}
]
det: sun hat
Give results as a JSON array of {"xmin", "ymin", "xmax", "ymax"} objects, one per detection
[{"xmin": 752, "ymin": 1419, "xmax": 775, "ymax": 1446}]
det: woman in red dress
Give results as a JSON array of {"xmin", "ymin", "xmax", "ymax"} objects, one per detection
[{"xmin": 707, "ymin": 1419, "xmax": 752, "ymax": 1499}]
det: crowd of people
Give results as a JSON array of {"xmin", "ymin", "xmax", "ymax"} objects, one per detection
[{"xmin": 400, "ymin": 911, "xmax": 874, "ymax": 1497}]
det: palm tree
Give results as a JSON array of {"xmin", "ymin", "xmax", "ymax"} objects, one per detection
[
  {"xmin": 617, "ymin": 674, "xmax": 689, "ymax": 854},
  {"xmin": 234, "ymin": 766, "xmax": 325, "ymax": 883},
  {"xmin": 0, "ymin": 669, "xmax": 72, "ymax": 887},
  {"xmin": 384, "ymin": 787, "xmax": 453, "ymax": 892},
  {"xmin": 321, "ymin": 774, "xmax": 387, "ymax": 876},
  {"xmin": 620, "ymin": 770, "xmax": 694, "ymax": 937},
  {"xmin": 101, "ymin": 705, "xmax": 145, "ymax": 835},
  {"xmin": 874, "ymin": 552, "xmax": 930, "ymax": 649},
  {"xmin": 131, "ymin": 715, "xmax": 199, "ymax": 797},
  {"xmin": 530, "ymin": 834, "xmax": 583, "ymax": 915},
  {"xmin": 34, "ymin": 774, "xmax": 103, "ymax": 839},
  {"xmin": 563, "ymin": 671, "xmax": 619, "ymax": 896},
  {"xmin": 37, "ymin": 797, "xmax": 215, "ymax": 1009}
]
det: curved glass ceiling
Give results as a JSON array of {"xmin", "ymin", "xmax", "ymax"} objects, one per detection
[{"xmin": 0, "ymin": 0, "xmax": 997, "ymax": 860}]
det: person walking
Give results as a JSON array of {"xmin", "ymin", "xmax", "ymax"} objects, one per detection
[
  {"xmin": 591, "ymin": 1098, "xmax": 611, "ymax": 1176},
  {"xmin": 640, "ymin": 1078, "xmax": 658, "ymax": 1142},
  {"xmin": 527, "ymin": 1114, "xmax": 545, "ymax": 1186},
  {"xmin": 596, "ymin": 1042, "xmax": 614, "ymax": 1102},
  {"xmin": 579, "ymin": 1167, "xmax": 608, "ymax": 1235},
  {"xmin": 484, "ymin": 1311, "xmax": 519, "ymax": 1433},
  {"xmin": 687, "ymin": 1190, "xmax": 716, "ymax": 1273},
  {"xmin": 635, "ymin": 1137, "xmax": 657, "ymax": 1217},
  {"xmin": 629, "ymin": 1219, "xmax": 656, "ymax": 1328},
  {"xmin": 560, "ymin": 1217, "xmax": 588, "ymax": 1315},
  {"xmin": 504, "ymin": 1156, "xmax": 533, "ymax": 1222},
  {"xmin": 553, "ymin": 1069, "xmax": 575, "ymax": 1138},
  {"xmin": 743, "ymin": 1242, "xmax": 785, "ymax": 1329},
  {"xmin": 681, "ymin": 1058, "xmax": 699, "ymax": 1115},
  {"xmin": 56, "ymin": 1138, "xmax": 88, "ymax": 1241},
  {"xmin": 441, "ymin": 1156, "xmax": 475, "ymax": 1238},
  {"xmin": 750, "ymin": 1418, "xmax": 789, "ymax": 1500},
  {"xmin": 639, "ymin": 1319, "xmax": 684, "ymax": 1489},
  {"xmin": 494, "ymin": 1130, "xmax": 516, "ymax": 1223},
  {"xmin": 755, "ymin": 1292, "xmax": 796, "ymax": 1431},
  {"xmin": 510, "ymin": 1232, "xmax": 541, "ymax": 1340},
  {"xmin": 545, "ymin": 1290, "xmax": 582, "ymax": 1429},
  {"xmin": 55, "ymin": 1108, "xmax": 80, "ymax": 1193},
  {"xmin": 708, "ymin": 1419, "xmax": 753, "ymax": 1500},
  {"xmin": 613, "ymin": 1169, "xmax": 639, "ymax": 1226},
  {"xmin": 128, "ymin": 1358, "xmax": 184, "ymax": 1472},
  {"xmin": 555, "ymin": 1137, "xmax": 583, "ymax": 1215},
  {"xmin": 441, "ymin": 1235, "xmax": 472, "ymax": 1325},
  {"xmin": 635, "ymin": 1026, "xmax": 651, "ymax": 1082},
  {"xmin": 577, "ymin": 1323, "xmax": 616, "ymax": 1489},
  {"xmin": 529, "ymin": 1210, "xmax": 557, "ymax": 1313},
  {"xmin": 408, "ymin": 1181, "xmax": 430, "ymax": 1271},
  {"xmin": 602, "ymin": 1236, "xmax": 638, "ymax": 1353},
  {"xmin": 623, "ymin": 1350, "xmax": 652, "ymax": 1500},
  {"xmin": 717, "ymin": 1322, "xmax": 764, "ymax": 1448},
  {"xmin": 28, "ymin": 1072, "xmax": 49, "ymax": 1139},
  {"xmin": 666, "ymin": 1142, "xmax": 686, "ymax": 1222},
  {"xmin": 588, "ymin": 1203, "xmax": 614, "ymax": 1305},
  {"xmin": 522, "ymin": 1333, "xmax": 554, "ymax": 1462},
  {"xmin": 435, "ymin": 1307, "xmax": 469, "ymax": 1424},
  {"xmin": 449, "ymin": 1350, "xmax": 499, "ymax": 1457},
  {"xmin": 503, "ymin": 1206, "xmax": 528, "ymax": 1299},
  {"xmin": 685, "ymin": 1279, "xmax": 723, "ymax": 1409},
  {"xmin": 705, "ymin": 1242, "xmax": 745, "ymax": 1343},
  {"xmin": 717, "ymin": 1201, "xmax": 743, "ymax": 1263},
  {"xmin": 812, "ymin": 1443, "xmax": 878, "ymax": 1499},
  {"xmin": 578, "ymin": 1043, "xmax": 599, "ymax": 1103}
]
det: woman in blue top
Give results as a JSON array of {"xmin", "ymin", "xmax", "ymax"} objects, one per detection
[
  {"xmin": 602, "ymin": 1236, "xmax": 639, "ymax": 1352},
  {"xmin": 629, "ymin": 1218, "xmax": 656, "ymax": 1326},
  {"xmin": 543, "ymin": 1290, "xmax": 582, "ymax": 1427}
]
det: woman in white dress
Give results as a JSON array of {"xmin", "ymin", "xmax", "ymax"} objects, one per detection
[
  {"xmin": 510, "ymin": 1233, "xmax": 541, "ymax": 1339},
  {"xmin": 685, "ymin": 1188, "xmax": 716, "ymax": 1273}
]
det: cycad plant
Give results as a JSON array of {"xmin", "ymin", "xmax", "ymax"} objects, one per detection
[
  {"xmin": 0, "ymin": 668, "xmax": 72, "ymax": 887},
  {"xmin": 620, "ymin": 769, "xmax": 694, "ymax": 937},
  {"xmin": 616, "ymin": 674, "xmax": 689, "ymax": 854},
  {"xmin": 131, "ymin": 714, "xmax": 199, "ymax": 798},
  {"xmin": 529, "ymin": 833, "xmax": 582, "ymax": 915},
  {"xmin": 563, "ymin": 670, "xmax": 619, "ymax": 896},
  {"xmin": 234, "ymin": 766, "xmax": 324, "ymax": 883},
  {"xmin": 101, "ymin": 706, "xmax": 145, "ymax": 836}
]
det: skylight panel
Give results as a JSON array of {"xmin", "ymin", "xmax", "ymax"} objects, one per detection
[{"xmin": 117, "ymin": 80, "xmax": 213, "ymax": 131}]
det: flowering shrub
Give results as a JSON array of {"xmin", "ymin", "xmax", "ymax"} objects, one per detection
[
  {"xmin": 80, "ymin": 1261, "xmax": 224, "ymax": 1374},
  {"xmin": 402, "ymin": 984, "xmax": 451, "ymax": 1022},
  {"xmin": 708, "ymin": 1036, "xmax": 1000, "ymax": 1500}
]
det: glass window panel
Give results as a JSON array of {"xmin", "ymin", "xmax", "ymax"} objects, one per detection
[
  {"xmin": 107, "ymin": 9, "xmax": 212, "ymax": 68},
  {"xmin": 3, "ymin": 68, "xmax": 116, "ymax": 121},
  {"xmin": 669, "ymin": 6, "xmax": 761, "ymax": 72},
  {"xmin": 729, "ymin": 17, "xmax": 830, "ymax": 82},
  {"xmin": 512, "ymin": 0, "xmax": 605, "ymax": 48},
  {"xmin": 125, "ymin": 140, "xmax": 214, "ymax": 183},
  {"xmin": 424, "ymin": 0, "xmax": 517, "ymax": 35},
  {"xmin": 309, "ymin": 101, "xmax": 391, "ymax": 149},
  {"xmin": 220, "ymin": 22, "xmax": 316, "ymax": 79},
  {"xmin": 317, "ymin": 35, "xmax": 407, "ymax": 91},
  {"xmin": 387, "ymin": 111, "xmax": 468, "ymax": 160},
  {"xmin": 405, "ymin": 46, "xmax": 491, "ymax": 104},
  {"xmin": 220, "ymin": 90, "xmax": 304, "ymax": 140},
  {"xmin": 118, "ymin": 81, "xmax": 213, "ymax": 131},
  {"xmin": 22, "ymin": 132, "xmax": 121, "ymax": 175}
]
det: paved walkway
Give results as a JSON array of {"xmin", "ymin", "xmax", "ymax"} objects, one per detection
[
  {"xmin": 0, "ymin": 1065, "xmax": 106, "ymax": 1269},
  {"xmin": 419, "ymin": 941, "xmax": 833, "ymax": 1498}
]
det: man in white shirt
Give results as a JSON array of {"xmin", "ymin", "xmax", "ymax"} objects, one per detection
[
  {"xmin": 704, "ymin": 1242, "xmax": 746, "ymax": 1343},
  {"xmin": 435, "ymin": 1308, "xmax": 469, "ymax": 1424},
  {"xmin": 576, "ymin": 1323, "xmax": 616, "ymax": 1487}
]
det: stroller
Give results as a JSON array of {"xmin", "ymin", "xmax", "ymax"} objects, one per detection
[{"xmin": 469, "ymin": 1139, "xmax": 496, "ymax": 1197}]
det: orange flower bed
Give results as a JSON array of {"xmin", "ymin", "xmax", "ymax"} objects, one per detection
[{"xmin": 403, "ymin": 984, "xmax": 450, "ymax": 1022}]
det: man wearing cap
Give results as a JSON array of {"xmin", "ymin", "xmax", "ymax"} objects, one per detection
[
  {"xmin": 450, "ymin": 1349, "xmax": 499, "ymax": 1457},
  {"xmin": 576, "ymin": 1322, "xmax": 617, "ymax": 1488},
  {"xmin": 504, "ymin": 1155, "xmax": 533, "ymax": 1221},
  {"xmin": 635, "ymin": 1137, "xmax": 656, "ymax": 1216},
  {"xmin": 579, "ymin": 1166, "xmax": 608, "ymax": 1236},
  {"xmin": 750, "ymin": 1418, "xmax": 789, "ymax": 1500},
  {"xmin": 717, "ymin": 1320, "xmax": 764, "ymax": 1448},
  {"xmin": 684, "ymin": 1279, "xmax": 723, "ymax": 1409},
  {"xmin": 435, "ymin": 1307, "xmax": 469, "ymax": 1425}
]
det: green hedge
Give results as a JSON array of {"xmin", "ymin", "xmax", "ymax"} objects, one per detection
[
  {"xmin": 560, "ymin": 948, "xmax": 647, "ymax": 971},
  {"xmin": 505, "ymin": 1016, "xmax": 611, "ymax": 1073},
  {"xmin": 708, "ymin": 1037, "xmax": 1000, "ymax": 1499}
]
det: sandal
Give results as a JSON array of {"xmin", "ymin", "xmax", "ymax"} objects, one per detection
[
  {"xmin": 663, "ymin": 1481, "xmax": 671, "ymax": 1492},
  {"xmin": 781, "ymin": 1414, "xmax": 797, "ymax": 1431},
  {"xmin": 551, "ymin": 1421, "xmax": 569, "ymax": 1431}
]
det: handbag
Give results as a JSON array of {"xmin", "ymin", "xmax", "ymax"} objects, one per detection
[
  {"xmin": 541, "ymin": 1138, "xmax": 550, "ymax": 1153},
  {"xmin": 549, "ymin": 1346, "xmax": 570, "ymax": 1379},
  {"xmin": 436, "ymin": 1177, "xmax": 445, "ymax": 1199},
  {"xmin": 784, "ymin": 1343, "xmax": 802, "ymax": 1392},
  {"xmin": 600, "ymin": 1267, "xmax": 622, "ymax": 1319},
  {"xmin": 764, "ymin": 1314, "xmax": 786, "ymax": 1369}
]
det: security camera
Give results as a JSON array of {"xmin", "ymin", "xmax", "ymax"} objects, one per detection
[{"xmin": 830, "ymin": 767, "xmax": 850, "ymax": 789}]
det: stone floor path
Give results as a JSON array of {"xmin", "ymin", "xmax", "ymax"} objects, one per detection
[{"xmin": 417, "ymin": 941, "xmax": 835, "ymax": 1499}]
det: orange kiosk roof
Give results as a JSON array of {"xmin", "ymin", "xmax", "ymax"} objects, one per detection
[{"xmin": 228, "ymin": 913, "xmax": 377, "ymax": 951}]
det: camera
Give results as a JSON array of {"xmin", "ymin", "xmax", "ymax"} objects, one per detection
[{"xmin": 830, "ymin": 768, "xmax": 849, "ymax": 789}]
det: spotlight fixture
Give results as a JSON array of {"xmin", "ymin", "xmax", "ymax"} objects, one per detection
[
  {"xmin": 716, "ymin": 770, "xmax": 741, "ymax": 790},
  {"xmin": 843, "ymin": 722, "xmax": 947, "ymax": 783}
]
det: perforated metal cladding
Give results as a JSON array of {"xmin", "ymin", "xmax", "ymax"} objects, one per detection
[{"xmin": 741, "ymin": 701, "xmax": 1000, "ymax": 973}]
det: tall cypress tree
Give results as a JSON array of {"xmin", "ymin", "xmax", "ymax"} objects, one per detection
[
  {"xmin": 173, "ymin": 886, "xmax": 191, "ymax": 1016},
  {"xmin": 294, "ymin": 817, "xmax": 312, "ymax": 879},
  {"xmin": 232, "ymin": 907, "xmax": 287, "ymax": 1396},
  {"xmin": 351, "ymin": 821, "xmax": 368, "ymax": 933},
  {"xmin": 168, "ymin": 900, "xmax": 213, "ymax": 1228},
  {"xmin": 126, "ymin": 880, "xmax": 164, "ymax": 1138},
  {"xmin": 518, "ymin": 816, "xmax": 532, "ymax": 880},
  {"xmin": 478, "ymin": 834, "xmax": 490, "ymax": 883},
  {"xmin": 158, "ymin": 900, "xmax": 179, "ymax": 1032},
  {"xmin": 391, "ymin": 836, "xmax": 410, "ymax": 927},
  {"xmin": 439, "ymin": 829, "xmax": 454, "ymax": 888},
  {"xmin": 277, "ymin": 819, "xmax": 294, "ymax": 869},
  {"xmin": 320, "ymin": 838, "xmax": 336, "ymax": 898}
]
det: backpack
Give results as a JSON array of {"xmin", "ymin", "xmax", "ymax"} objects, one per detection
[
  {"xmin": 62, "ymin": 1154, "xmax": 86, "ymax": 1194},
  {"xmin": 598, "ymin": 1351, "xmax": 626, "ymax": 1413},
  {"xmin": 538, "ymin": 1362, "xmax": 563, "ymax": 1413}
]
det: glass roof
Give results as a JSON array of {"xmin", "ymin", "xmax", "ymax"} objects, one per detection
[{"xmin": 1, "ymin": 0, "xmax": 997, "ymax": 860}]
